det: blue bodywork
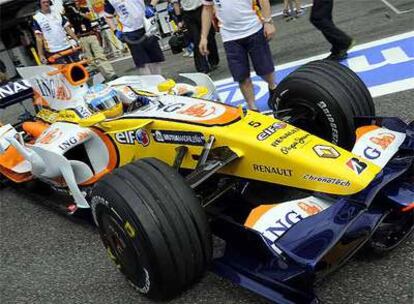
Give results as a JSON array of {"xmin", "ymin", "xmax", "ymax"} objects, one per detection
[{"xmin": 211, "ymin": 118, "xmax": 414, "ymax": 303}]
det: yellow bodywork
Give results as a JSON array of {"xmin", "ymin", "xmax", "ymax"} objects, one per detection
[{"xmin": 92, "ymin": 108, "xmax": 381, "ymax": 196}]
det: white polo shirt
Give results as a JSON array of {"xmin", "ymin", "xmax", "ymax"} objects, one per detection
[
  {"xmin": 202, "ymin": 0, "xmax": 263, "ymax": 42},
  {"xmin": 171, "ymin": 0, "xmax": 203, "ymax": 11},
  {"xmin": 32, "ymin": 11, "xmax": 71, "ymax": 53},
  {"xmin": 104, "ymin": 0, "xmax": 145, "ymax": 33}
]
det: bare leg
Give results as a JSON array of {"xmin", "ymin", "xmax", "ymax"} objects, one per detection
[
  {"xmin": 261, "ymin": 72, "xmax": 277, "ymax": 90},
  {"xmin": 295, "ymin": 0, "xmax": 302, "ymax": 10},
  {"xmin": 283, "ymin": 0, "xmax": 289, "ymax": 11},
  {"xmin": 148, "ymin": 62, "xmax": 162, "ymax": 75},
  {"xmin": 239, "ymin": 78, "xmax": 257, "ymax": 110},
  {"xmin": 137, "ymin": 65, "xmax": 151, "ymax": 75}
]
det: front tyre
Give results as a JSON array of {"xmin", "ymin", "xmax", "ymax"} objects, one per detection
[
  {"xmin": 91, "ymin": 158, "xmax": 212, "ymax": 300},
  {"xmin": 270, "ymin": 60, "xmax": 375, "ymax": 150},
  {"xmin": 365, "ymin": 209, "xmax": 414, "ymax": 255}
]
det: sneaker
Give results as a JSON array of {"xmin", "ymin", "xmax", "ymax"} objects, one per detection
[
  {"xmin": 188, "ymin": 51, "xmax": 194, "ymax": 58},
  {"xmin": 325, "ymin": 39, "xmax": 355, "ymax": 61},
  {"xmin": 295, "ymin": 8, "xmax": 304, "ymax": 17},
  {"xmin": 283, "ymin": 10, "xmax": 290, "ymax": 18}
]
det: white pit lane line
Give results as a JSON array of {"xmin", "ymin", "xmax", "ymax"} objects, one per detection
[
  {"xmin": 214, "ymin": 31, "xmax": 414, "ymax": 99},
  {"xmin": 381, "ymin": 0, "xmax": 414, "ymax": 14}
]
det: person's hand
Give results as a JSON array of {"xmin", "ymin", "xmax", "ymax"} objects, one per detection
[
  {"xmin": 199, "ymin": 37, "xmax": 209, "ymax": 56},
  {"xmin": 114, "ymin": 30, "xmax": 125, "ymax": 43},
  {"xmin": 40, "ymin": 55, "xmax": 48, "ymax": 64},
  {"xmin": 263, "ymin": 23, "xmax": 276, "ymax": 40},
  {"xmin": 177, "ymin": 21, "xmax": 184, "ymax": 29},
  {"xmin": 145, "ymin": 5, "xmax": 156, "ymax": 18}
]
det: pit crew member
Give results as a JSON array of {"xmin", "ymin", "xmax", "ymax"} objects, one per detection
[
  {"xmin": 103, "ymin": 0, "xmax": 165, "ymax": 75},
  {"xmin": 200, "ymin": 0, "xmax": 277, "ymax": 111},
  {"xmin": 33, "ymin": 0, "xmax": 81, "ymax": 64},
  {"xmin": 65, "ymin": 0, "xmax": 117, "ymax": 81}
]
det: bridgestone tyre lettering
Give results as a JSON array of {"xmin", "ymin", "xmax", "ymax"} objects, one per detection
[
  {"xmin": 271, "ymin": 60, "xmax": 375, "ymax": 150},
  {"xmin": 91, "ymin": 158, "xmax": 212, "ymax": 300}
]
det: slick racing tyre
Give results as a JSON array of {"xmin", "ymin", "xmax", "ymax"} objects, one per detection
[
  {"xmin": 364, "ymin": 209, "xmax": 414, "ymax": 256},
  {"xmin": 270, "ymin": 60, "xmax": 375, "ymax": 150},
  {"xmin": 90, "ymin": 158, "xmax": 212, "ymax": 300}
]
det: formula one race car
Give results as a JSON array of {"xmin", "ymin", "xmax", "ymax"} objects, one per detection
[{"xmin": 0, "ymin": 60, "xmax": 412, "ymax": 303}]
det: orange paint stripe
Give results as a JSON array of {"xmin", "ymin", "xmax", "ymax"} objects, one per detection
[
  {"xmin": 80, "ymin": 128, "xmax": 118, "ymax": 186},
  {"xmin": 244, "ymin": 204, "xmax": 277, "ymax": 228},
  {"xmin": 355, "ymin": 125, "xmax": 379, "ymax": 141}
]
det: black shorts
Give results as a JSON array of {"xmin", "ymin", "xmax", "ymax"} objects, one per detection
[
  {"xmin": 124, "ymin": 28, "xmax": 165, "ymax": 68},
  {"xmin": 223, "ymin": 28, "xmax": 275, "ymax": 82}
]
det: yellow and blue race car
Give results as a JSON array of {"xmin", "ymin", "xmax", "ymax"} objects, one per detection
[{"xmin": 0, "ymin": 60, "xmax": 412, "ymax": 303}]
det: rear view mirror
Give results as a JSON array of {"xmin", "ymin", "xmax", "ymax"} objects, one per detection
[{"xmin": 157, "ymin": 79, "xmax": 176, "ymax": 92}]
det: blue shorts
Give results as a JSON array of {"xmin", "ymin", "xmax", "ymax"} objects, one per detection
[
  {"xmin": 223, "ymin": 28, "xmax": 275, "ymax": 82},
  {"xmin": 124, "ymin": 28, "xmax": 165, "ymax": 68}
]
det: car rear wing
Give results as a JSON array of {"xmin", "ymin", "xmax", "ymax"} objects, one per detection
[{"xmin": 0, "ymin": 79, "xmax": 33, "ymax": 109}]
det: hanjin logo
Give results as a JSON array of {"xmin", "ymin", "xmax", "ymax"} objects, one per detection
[{"xmin": 313, "ymin": 145, "xmax": 340, "ymax": 159}]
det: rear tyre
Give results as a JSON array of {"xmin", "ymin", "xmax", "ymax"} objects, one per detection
[
  {"xmin": 90, "ymin": 158, "xmax": 211, "ymax": 300},
  {"xmin": 270, "ymin": 60, "xmax": 375, "ymax": 150}
]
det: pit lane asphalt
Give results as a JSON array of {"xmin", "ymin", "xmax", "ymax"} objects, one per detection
[{"xmin": 1, "ymin": 0, "xmax": 413, "ymax": 303}]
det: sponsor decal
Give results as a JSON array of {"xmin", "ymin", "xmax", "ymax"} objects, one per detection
[
  {"xmin": 152, "ymin": 130, "xmax": 205, "ymax": 146},
  {"xmin": 363, "ymin": 132, "xmax": 397, "ymax": 160},
  {"xmin": 58, "ymin": 136, "xmax": 79, "ymax": 151},
  {"xmin": 248, "ymin": 121, "xmax": 262, "ymax": 128},
  {"xmin": 346, "ymin": 157, "xmax": 367, "ymax": 175},
  {"xmin": 252, "ymin": 164, "xmax": 293, "ymax": 177},
  {"xmin": 303, "ymin": 174, "xmax": 350, "ymax": 187},
  {"xmin": 156, "ymin": 102, "xmax": 186, "ymax": 113},
  {"xmin": 74, "ymin": 105, "xmax": 92, "ymax": 118},
  {"xmin": 58, "ymin": 131, "xmax": 89, "ymax": 151},
  {"xmin": 297, "ymin": 201, "xmax": 322, "ymax": 216},
  {"xmin": 0, "ymin": 80, "xmax": 32, "ymax": 99},
  {"xmin": 115, "ymin": 129, "xmax": 150, "ymax": 146},
  {"xmin": 177, "ymin": 102, "xmax": 216, "ymax": 118},
  {"xmin": 270, "ymin": 127, "xmax": 300, "ymax": 147},
  {"xmin": 244, "ymin": 196, "xmax": 333, "ymax": 244},
  {"xmin": 257, "ymin": 122, "xmax": 287, "ymax": 141},
  {"xmin": 317, "ymin": 101, "xmax": 339, "ymax": 144},
  {"xmin": 369, "ymin": 132, "xmax": 396, "ymax": 149},
  {"xmin": 352, "ymin": 128, "xmax": 406, "ymax": 168},
  {"xmin": 313, "ymin": 145, "xmax": 340, "ymax": 159},
  {"xmin": 35, "ymin": 78, "xmax": 72, "ymax": 101},
  {"xmin": 280, "ymin": 134, "xmax": 311, "ymax": 155},
  {"xmin": 37, "ymin": 128, "xmax": 63, "ymax": 144}
]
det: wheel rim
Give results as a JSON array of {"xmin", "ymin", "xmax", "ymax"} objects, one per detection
[
  {"xmin": 100, "ymin": 211, "xmax": 147, "ymax": 288},
  {"xmin": 277, "ymin": 99, "xmax": 334, "ymax": 143}
]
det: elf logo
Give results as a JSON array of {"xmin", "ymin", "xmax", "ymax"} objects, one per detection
[
  {"xmin": 346, "ymin": 157, "xmax": 367, "ymax": 175},
  {"xmin": 257, "ymin": 122, "xmax": 287, "ymax": 141},
  {"xmin": 116, "ymin": 129, "xmax": 150, "ymax": 146}
]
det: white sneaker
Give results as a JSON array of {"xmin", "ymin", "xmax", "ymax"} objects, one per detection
[
  {"xmin": 182, "ymin": 49, "xmax": 190, "ymax": 57},
  {"xmin": 188, "ymin": 51, "xmax": 194, "ymax": 58}
]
